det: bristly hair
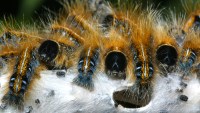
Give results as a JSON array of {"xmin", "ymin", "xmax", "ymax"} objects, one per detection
[
  {"xmin": 54, "ymin": 0, "xmax": 97, "ymax": 33},
  {"xmin": 182, "ymin": 0, "xmax": 200, "ymax": 15}
]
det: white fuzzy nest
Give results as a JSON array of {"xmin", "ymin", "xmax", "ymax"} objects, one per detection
[{"xmin": 0, "ymin": 69, "xmax": 200, "ymax": 113}]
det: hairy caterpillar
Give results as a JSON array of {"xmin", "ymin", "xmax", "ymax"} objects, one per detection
[
  {"xmin": 0, "ymin": 25, "xmax": 79, "ymax": 109},
  {"xmin": 0, "ymin": 31, "xmax": 42, "ymax": 110},
  {"xmin": 0, "ymin": 0, "xmax": 199, "ymax": 112}
]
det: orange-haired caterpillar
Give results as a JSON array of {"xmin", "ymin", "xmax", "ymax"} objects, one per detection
[
  {"xmin": 0, "ymin": 32, "xmax": 42, "ymax": 109},
  {"xmin": 51, "ymin": 0, "xmax": 121, "ymax": 90},
  {"xmin": 54, "ymin": 0, "xmax": 131, "ymax": 86},
  {"xmin": 51, "ymin": 18, "xmax": 100, "ymax": 90},
  {"xmin": 116, "ymin": 17, "xmax": 155, "ymax": 108},
  {"xmin": 51, "ymin": 14, "xmax": 101, "ymax": 90},
  {"xmin": 51, "ymin": 3, "xmax": 132, "ymax": 90},
  {"xmin": 1, "ymin": 46, "xmax": 39, "ymax": 110},
  {"xmin": 101, "ymin": 3, "xmax": 160, "ymax": 108},
  {"xmin": 0, "ymin": 29, "xmax": 78, "ymax": 109},
  {"xmin": 121, "ymin": 34, "xmax": 154, "ymax": 108}
]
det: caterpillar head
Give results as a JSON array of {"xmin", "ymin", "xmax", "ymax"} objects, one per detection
[
  {"xmin": 105, "ymin": 51, "xmax": 127, "ymax": 79},
  {"xmin": 38, "ymin": 40, "xmax": 59, "ymax": 63},
  {"xmin": 156, "ymin": 44, "xmax": 178, "ymax": 66}
]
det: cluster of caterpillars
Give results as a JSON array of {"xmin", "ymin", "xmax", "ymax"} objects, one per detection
[{"xmin": 0, "ymin": 0, "xmax": 200, "ymax": 110}]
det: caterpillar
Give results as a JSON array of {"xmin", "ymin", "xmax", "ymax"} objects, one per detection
[
  {"xmin": 177, "ymin": 1, "xmax": 200, "ymax": 78},
  {"xmin": 0, "ymin": 25, "xmax": 79, "ymax": 109},
  {"xmin": 1, "ymin": 46, "xmax": 39, "ymax": 110},
  {"xmin": 0, "ymin": 0, "xmax": 199, "ymax": 112},
  {"xmin": 0, "ymin": 32, "xmax": 42, "ymax": 110}
]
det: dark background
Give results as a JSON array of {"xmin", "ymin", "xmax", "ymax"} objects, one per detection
[
  {"xmin": 0, "ymin": 0, "xmax": 63, "ymax": 22},
  {"xmin": 0, "ymin": 0, "xmax": 197, "ymax": 24}
]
